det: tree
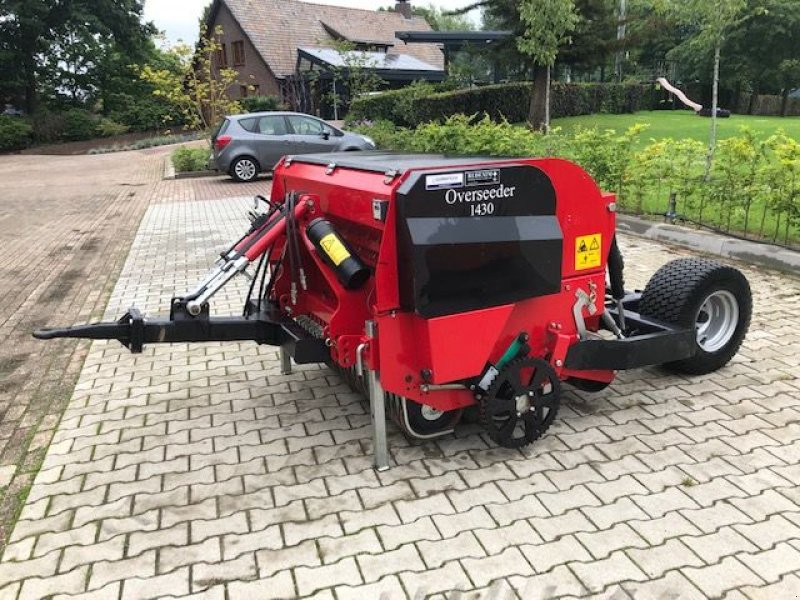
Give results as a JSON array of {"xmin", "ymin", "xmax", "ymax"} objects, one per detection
[
  {"xmin": 720, "ymin": 0, "xmax": 800, "ymax": 112},
  {"xmin": 0, "ymin": 0, "xmax": 153, "ymax": 112},
  {"xmin": 517, "ymin": 0, "xmax": 579, "ymax": 130},
  {"xmin": 658, "ymin": 0, "xmax": 747, "ymax": 177},
  {"xmin": 139, "ymin": 26, "xmax": 242, "ymax": 133}
]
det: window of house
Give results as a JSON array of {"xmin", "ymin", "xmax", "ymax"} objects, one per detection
[
  {"xmin": 232, "ymin": 41, "xmax": 245, "ymax": 66},
  {"xmin": 240, "ymin": 85, "xmax": 249, "ymax": 98},
  {"xmin": 251, "ymin": 84, "xmax": 260, "ymax": 96},
  {"xmin": 216, "ymin": 44, "xmax": 228, "ymax": 67}
]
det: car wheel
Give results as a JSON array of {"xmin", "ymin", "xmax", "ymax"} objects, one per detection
[{"xmin": 230, "ymin": 156, "xmax": 260, "ymax": 183}]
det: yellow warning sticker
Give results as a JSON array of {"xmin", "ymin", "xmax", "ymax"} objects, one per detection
[
  {"xmin": 575, "ymin": 233, "xmax": 602, "ymax": 270},
  {"xmin": 320, "ymin": 233, "xmax": 351, "ymax": 266}
]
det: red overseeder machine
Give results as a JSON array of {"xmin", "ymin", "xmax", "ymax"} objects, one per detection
[{"xmin": 35, "ymin": 153, "xmax": 752, "ymax": 469}]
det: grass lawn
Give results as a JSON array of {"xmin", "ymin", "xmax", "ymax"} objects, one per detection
[{"xmin": 552, "ymin": 110, "xmax": 800, "ymax": 147}]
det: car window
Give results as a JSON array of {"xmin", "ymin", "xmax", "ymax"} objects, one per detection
[
  {"xmin": 257, "ymin": 116, "xmax": 288, "ymax": 135},
  {"xmin": 213, "ymin": 118, "xmax": 231, "ymax": 139},
  {"xmin": 287, "ymin": 115, "xmax": 326, "ymax": 136},
  {"xmin": 239, "ymin": 117, "xmax": 259, "ymax": 133}
]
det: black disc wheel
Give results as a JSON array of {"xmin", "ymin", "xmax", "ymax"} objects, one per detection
[
  {"xmin": 404, "ymin": 401, "xmax": 463, "ymax": 437},
  {"xmin": 480, "ymin": 357, "xmax": 561, "ymax": 449},
  {"xmin": 638, "ymin": 258, "xmax": 752, "ymax": 375}
]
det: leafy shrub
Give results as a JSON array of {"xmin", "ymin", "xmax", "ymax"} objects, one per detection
[
  {"xmin": 351, "ymin": 82, "xmax": 659, "ymax": 127},
  {"xmin": 0, "ymin": 116, "xmax": 33, "ymax": 151},
  {"xmin": 96, "ymin": 118, "xmax": 130, "ymax": 138},
  {"xmin": 31, "ymin": 111, "xmax": 67, "ymax": 144},
  {"xmin": 241, "ymin": 95, "xmax": 285, "ymax": 113},
  {"xmin": 107, "ymin": 92, "xmax": 184, "ymax": 132},
  {"xmin": 62, "ymin": 109, "xmax": 98, "ymax": 141},
  {"xmin": 172, "ymin": 146, "xmax": 210, "ymax": 172},
  {"xmin": 348, "ymin": 82, "xmax": 437, "ymax": 127}
]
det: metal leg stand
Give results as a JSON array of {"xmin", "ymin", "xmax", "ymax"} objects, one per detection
[
  {"xmin": 279, "ymin": 345, "xmax": 292, "ymax": 375},
  {"xmin": 365, "ymin": 321, "xmax": 390, "ymax": 471}
]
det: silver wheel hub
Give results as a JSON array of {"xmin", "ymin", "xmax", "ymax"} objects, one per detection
[
  {"xmin": 695, "ymin": 290, "xmax": 738, "ymax": 352},
  {"xmin": 235, "ymin": 160, "xmax": 256, "ymax": 180},
  {"xmin": 420, "ymin": 405, "xmax": 444, "ymax": 421}
]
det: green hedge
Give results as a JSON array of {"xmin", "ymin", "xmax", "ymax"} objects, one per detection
[
  {"xmin": 735, "ymin": 93, "xmax": 800, "ymax": 117},
  {"xmin": 0, "ymin": 116, "xmax": 33, "ymax": 151},
  {"xmin": 350, "ymin": 82, "xmax": 659, "ymax": 127},
  {"xmin": 172, "ymin": 146, "xmax": 210, "ymax": 172}
]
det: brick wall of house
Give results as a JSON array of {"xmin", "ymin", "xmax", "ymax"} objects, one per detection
[{"xmin": 211, "ymin": 3, "xmax": 282, "ymax": 99}]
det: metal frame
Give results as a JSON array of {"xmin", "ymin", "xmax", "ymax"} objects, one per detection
[{"xmin": 365, "ymin": 320, "xmax": 390, "ymax": 471}]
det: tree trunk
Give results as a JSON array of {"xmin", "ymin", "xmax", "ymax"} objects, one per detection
[
  {"xmin": 781, "ymin": 88, "xmax": 790, "ymax": 117},
  {"xmin": 703, "ymin": 41, "xmax": 721, "ymax": 181},
  {"xmin": 528, "ymin": 65, "xmax": 548, "ymax": 132},
  {"xmin": 23, "ymin": 54, "xmax": 37, "ymax": 114}
]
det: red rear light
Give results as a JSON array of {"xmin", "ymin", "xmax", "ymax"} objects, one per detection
[{"xmin": 215, "ymin": 135, "xmax": 232, "ymax": 151}]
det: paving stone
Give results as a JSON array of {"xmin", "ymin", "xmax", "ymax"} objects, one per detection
[
  {"xmin": 509, "ymin": 565, "xmax": 588, "ymax": 598},
  {"xmin": 581, "ymin": 498, "xmax": 649, "ymax": 530},
  {"xmin": 734, "ymin": 515, "xmax": 800, "ymax": 550},
  {"xmin": 121, "ymin": 567, "xmax": 191, "ymax": 599},
  {"xmin": 575, "ymin": 523, "xmax": 649, "ymax": 559},
  {"xmin": 683, "ymin": 556, "xmax": 765, "ymax": 598},
  {"xmin": 520, "ymin": 535, "xmax": 592, "ymax": 574},
  {"xmin": 295, "ymin": 556, "xmax": 362, "ymax": 596},
  {"xmin": 358, "ymin": 543, "xmax": 424, "ymax": 583},
  {"xmin": 619, "ymin": 571, "xmax": 706, "ymax": 599},
  {"xmin": 626, "ymin": 538, "xmax": 704, "ymax": 578},
  {"xmin": 340, "ymin": 503, "xmax": 400, "ymax": 534},
  {"xmin": 335, "ymin": 575, "xmax": 406, "ymax": 600},
  {"xmin": 377, "ymin": 516, "xmax": 441, "ymax": 550},
  {"xmin": 256, "ymin": 540, "xmax": 320, "ymax": 577},
  {"xmin": 737, "ymin": 541, "xmax": 800, "ymax": 583},
  {"xmin": 418, "ymin": 531, "xmax": 486, "ymax": 569},
  {"xmin": 190, "ymin": 513, "xmax": 248, "ymax": 544},
  {"xmin": 227, "ymin": 571, "xmax": 295, "ymax": 600},
  {"xmin": 318, "ymin": 528, "xmax": 382, "ymax": 564},
  {"xmin": 570, "ymin": 550, "xmax": 648, "ymax": 593},
  {"xmin": 19, "ymin": 566, "xmax": 90, "ymax": 599},
  {"xmin": 192, "ymin": 555, "xmax": 258, "ymax": 592},
  {"xmin": 159, "ymin": 538, "xmax": 221, "ymax": 574},
  {"xmin": 475, "ymin": 520, "xmax": 542, "ymax": 556},
  {"xmin": 736, "ymin": 574, "xmax": 800, "ymax": 600},
  {"xmin": 462, "ymin": 547, "xmax": 534, "ymax": 588},
  {"xmin": 89, "ymin": 551, "xmax": 157, "ymax": 591},
  {"xmin": 400, "ymin": 561, "xmax": 472, "ymax": 598}
]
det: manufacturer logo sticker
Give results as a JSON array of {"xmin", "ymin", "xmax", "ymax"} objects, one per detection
[
  {"xmin": 426, "ymin": 172, "xmax": 464, "ymax": 190},
  {"xmin": 465, "ymin": 169, "xmax": 500, "ymax": 187}
]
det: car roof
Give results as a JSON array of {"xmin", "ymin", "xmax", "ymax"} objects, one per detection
[{"xmin": 229, "ymin": 111, "xmax": 315, "ymax": 120}]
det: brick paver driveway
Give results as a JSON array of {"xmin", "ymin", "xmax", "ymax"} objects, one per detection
[
  {"xmin": 1, "ymin": 157, "xmax": 799, "ymax": 598},
  {"xmin": 0, "ymin": 148, "xmax": 265, "ymax": 556}
]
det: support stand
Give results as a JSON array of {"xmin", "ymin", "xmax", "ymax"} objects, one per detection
[
  {"xmin": 280, "ymin": 345, "xmax": 292, "ymax": 375},
  {"xmin": 365, "ymin": 321, "xmax": 390, "ymax": 471}
]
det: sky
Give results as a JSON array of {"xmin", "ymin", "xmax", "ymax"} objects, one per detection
[{"xmin": 144, "ymin": 0, "xmax": 482, "ymax": 46}]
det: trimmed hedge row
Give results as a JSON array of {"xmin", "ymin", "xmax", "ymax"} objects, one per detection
[
  {"xmin": 350, "ymin": 82, "xmax": 659, "ymax": 127},
  {"xmin": 735, "ymin": 93, "xmax": 800, "ymax": 117}
]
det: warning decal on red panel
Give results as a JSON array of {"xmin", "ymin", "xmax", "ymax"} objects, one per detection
[{"xmin": 575, "ymin": 234, "xmax": 602, "ymax": 270}]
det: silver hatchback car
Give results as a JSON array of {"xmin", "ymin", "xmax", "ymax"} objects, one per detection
[{"xmin": 211, "ymin": 111, "xmax": 376, "ymax": 182}]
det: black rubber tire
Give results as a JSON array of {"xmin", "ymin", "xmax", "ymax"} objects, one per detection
[
  {"xmin": 638, "ymin": 258, "xmax": 751, "ymax": 375},
  {"xmin": 230, "ymin": 156, "xmax": 260, "ymax": 183},
  {"xmin": 405, "ymin": 401, "xmax": 462, "ymax": 436}
]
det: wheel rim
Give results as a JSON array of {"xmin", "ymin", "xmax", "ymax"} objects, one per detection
[
  {"xmin": 420, "ymin": 405, "xmax": 444, "ymax": 421},
  {"xmin": 235, "ymin": 160, "xmax": 256, "ymax": 180},
  {"xmin": 695, "ymin": 290, "xmax": 739, "ymax": 352}
]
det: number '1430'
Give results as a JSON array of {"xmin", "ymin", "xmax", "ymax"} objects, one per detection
[{"xmin": 470, "ymin": 202, "xmax": 495, "ymax": 216}]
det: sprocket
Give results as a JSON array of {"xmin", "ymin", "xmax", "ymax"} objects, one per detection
[{"xmin": 479, "ymin": 357, "xmax": 561, "ymax": 449}]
